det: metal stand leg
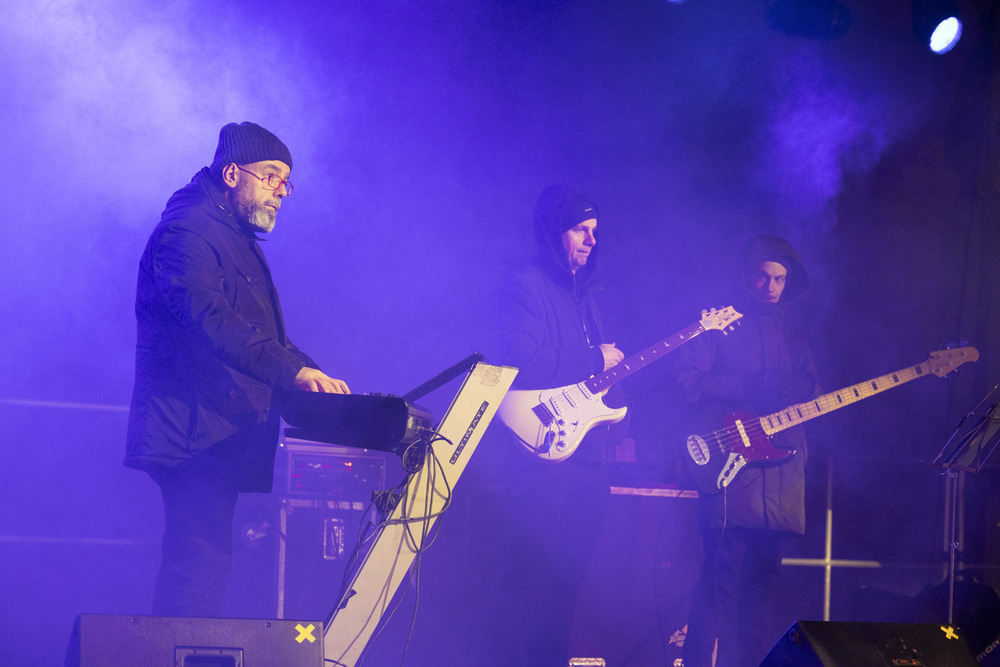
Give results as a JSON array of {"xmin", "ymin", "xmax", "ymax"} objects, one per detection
[
  {"xmin": 943, "ymin": 469, "xmax": 965, "ymax": 624},
  {"xmin": 277, "ymin": 499, "xmax": 288, "ymax": 619}
]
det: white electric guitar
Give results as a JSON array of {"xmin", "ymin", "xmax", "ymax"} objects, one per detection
[{"xmin": 498, "ymin": 307, "xmax": 743, "ymax": 462}]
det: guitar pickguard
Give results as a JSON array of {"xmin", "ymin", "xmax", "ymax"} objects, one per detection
[{"xmin": 498, "ymin": 384, "xmax": 627, "ymax": 462}]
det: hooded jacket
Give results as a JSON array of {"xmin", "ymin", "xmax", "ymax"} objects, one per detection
[
  {"xmin": 496, "ymin": 186, "xmax": 621, "ymax": 462},
  {"xmin": 125, "ymin": 168, "xmax": 315, "ymax": 491},
  {"xmin": 671, "ymin": 235, "xmax": 818, "ymax": 534}
]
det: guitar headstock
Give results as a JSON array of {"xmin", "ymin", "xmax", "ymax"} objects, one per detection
[
  {"xmin": 700, "ymin": 306, "xmax": 743, "ymax": 334},
  {"xmin": 927, "ymin": 346, "xmax": 979, "ymax": 377}
]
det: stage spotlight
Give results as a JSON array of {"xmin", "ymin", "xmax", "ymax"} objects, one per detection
[
  {"xmin": 913, "ymin": 0, "xmax": 964, "ymax": 54},
  {"xmin": 765, "ymin": 0, "xmax": 852, "ymax": 40}
]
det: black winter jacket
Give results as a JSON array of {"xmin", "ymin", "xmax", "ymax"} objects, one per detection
[
  {"xmin": 497, "ymin": 260, "xmax": 606, "ymax": 391},
  {"xmin": 671, "ymin": 236, "xmax": 818, "ymax": 534},
  {"xmin": 496, "ymin": 185, "xmax": 625, "ymax": 463},
  {"xmin": 125, "ymin": 168, "xmax": 314, "ymax": 491}
]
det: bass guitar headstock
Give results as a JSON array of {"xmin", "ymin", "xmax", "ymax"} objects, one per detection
[{"xmin": 927, "ymin": 346, "xmax": 979, "ymax": 377}]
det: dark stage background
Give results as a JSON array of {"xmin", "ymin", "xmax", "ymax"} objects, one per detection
[{"xmin": 2, "ymin": 0, "xmax": 1000, "ymax": 664}]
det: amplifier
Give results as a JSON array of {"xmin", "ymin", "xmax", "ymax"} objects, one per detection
[
  {"xmin": 276, "ymin": 498, "xmax": 370, "ymax": 620},
  {"xmin": 278, "ymin": 438, "xmax": 389, "ymax": 500},
  {"xmin": 245, "ymin": 437, "xmax": 395, "ymax": 620}
]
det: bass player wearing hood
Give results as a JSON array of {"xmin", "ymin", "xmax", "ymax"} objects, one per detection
[{"xmin": 670, "ymin": 235, "xmax": 820, "ymax": 667}]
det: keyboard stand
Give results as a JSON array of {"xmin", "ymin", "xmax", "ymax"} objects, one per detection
[{"xmin": 322, "ymin": 361, "xmax": 517, "ymax": 666}]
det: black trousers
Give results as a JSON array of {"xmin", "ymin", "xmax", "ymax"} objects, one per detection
[
  {"xmin": 150, "ymin": 454, "xmax": 241, "ymax": 618},
  {"xmin": 683, "ymin": 526, "xmax": 787, "ymax": 667},
  {"xmin": 482, "ymin": 458, "xmax": 611, "ymax": 667}
]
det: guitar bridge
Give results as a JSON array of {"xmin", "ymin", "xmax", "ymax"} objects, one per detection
[{"xmin": 532, "ymin": 403, "xmax": 555, "ymax": 427}]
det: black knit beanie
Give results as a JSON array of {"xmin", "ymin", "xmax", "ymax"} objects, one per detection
[
  {"xmin": 210, "ymin": 122, "xmax": 292, "ymax": 176},
  {"xmin": 533, "ymin": 185, "xmax": 598, "ymax": 248}
]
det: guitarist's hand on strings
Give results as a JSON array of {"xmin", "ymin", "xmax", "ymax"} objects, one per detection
[
  {"xmin": 293, "ymin": 366, "xmax": 351, "ymax": 394},
  {"xmin": 598, "ymin": 343, "xmax": 625, "ymax": 371}
]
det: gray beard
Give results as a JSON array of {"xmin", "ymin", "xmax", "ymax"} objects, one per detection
[
  {"xmin": 235, "ymin": 198, "xmax": 276, "ymax": 233},
  {"xmin": 247, "ymin": 203, "xmax": 276, "ymax": 233}
]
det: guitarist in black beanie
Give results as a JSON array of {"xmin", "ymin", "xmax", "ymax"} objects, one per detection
[
  {"xmin": 670, "ymin": 235, "xmax": 820, "ymax": 667},
  {"xmin": 481, "ymin": 185, "xmax": 627, "ymax": 665}
]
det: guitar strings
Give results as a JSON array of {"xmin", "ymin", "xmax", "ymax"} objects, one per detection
[
  {"xmin": 543, "ymin": 385, "xmax": 588, "ymax": 417},
  {"xmin": 703, "ymin": 386, "xmax": 890, "ymax": 456},
  {"xmin": 703, "ymin": 388, "xmax": 883, "ymax": 456},
  {"xmin": 703, "ymin": 419, "xmax": 769, "ymax": 455},
  {"xmin": 695, "ymin": 422, "xmax": 764, "ymax": 460},
  {"xmin": 703, "ymin": 391, "xmax": 858, "ymax": 455}
]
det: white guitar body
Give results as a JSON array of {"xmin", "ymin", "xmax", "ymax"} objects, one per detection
[
  {"xmin": 497, "ymin": 307, "xmax": 744, "ymax": 463},
  {"xmin": 498, "ymin": 384, "xmax": 628, "ymax": 462}
]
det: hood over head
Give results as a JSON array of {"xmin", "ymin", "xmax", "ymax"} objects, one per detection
[
  {"xmin": 533, "ymin": 185, "xmax": 599, "ymax": 279},
  {"xmin": 736, "ymin": 234, "xmax": 809, "ymax": 305}
]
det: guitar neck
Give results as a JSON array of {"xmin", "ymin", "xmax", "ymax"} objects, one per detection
[
  {"xmin": 586, "ymin": 321, "xmax": 707, "ymax": 394},
  {"xmin": 759, "ymin": 360, "xmax": 935, "ymax": 436}
]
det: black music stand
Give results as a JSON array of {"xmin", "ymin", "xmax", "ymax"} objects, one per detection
[
  {"xmin": 934, "ymin": 385, "xmax": 1000, "ymax": 473},
  {"xmin": 933, "ymin": 384, "xmax": 1000, "ymax": 622}
]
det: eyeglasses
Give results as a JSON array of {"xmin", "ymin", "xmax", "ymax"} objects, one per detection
[{"xmin": 236, "ymin": 165, "xmax": 294, "ymax": 195}]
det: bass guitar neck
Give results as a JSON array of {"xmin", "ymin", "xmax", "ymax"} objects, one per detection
[{"xmin": 685, "ymin": 346, "xmax": 979, "ymax": 491}]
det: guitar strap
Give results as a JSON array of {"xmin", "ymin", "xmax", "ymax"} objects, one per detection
[{"xmin": 576, "ymin": 282, "xmax": 603, "ymax": 348}]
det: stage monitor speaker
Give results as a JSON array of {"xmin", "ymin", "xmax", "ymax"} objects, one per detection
[
  {"xmin": 760, "ymin": 620, "xmax": 979, "ymax": 666},
  {"xmin": 64, "ymin": 614, "xmax": 324, "ymax": 667}
]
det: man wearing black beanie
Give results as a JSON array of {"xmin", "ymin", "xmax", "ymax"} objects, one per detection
[
  {"xmin": 484, "ymin": 185, "xmax": 627, "ymax": 665},
  {"xmin": 126, "ymin": 122, "xmax": 349, "ymax": 617}
]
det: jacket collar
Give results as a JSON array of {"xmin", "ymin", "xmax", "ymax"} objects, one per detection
[{"xmin": 187, "ymin": 168, "xmax": 263, "ymax": 239}]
